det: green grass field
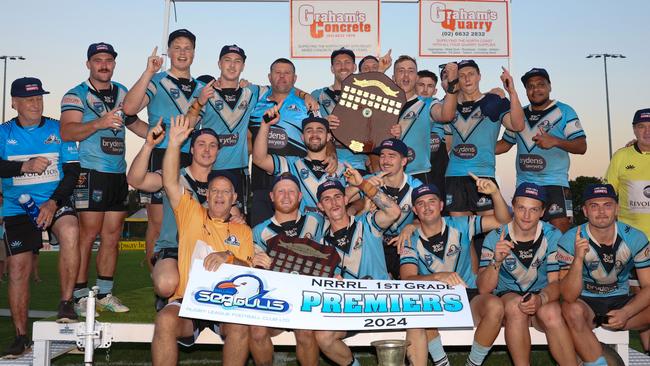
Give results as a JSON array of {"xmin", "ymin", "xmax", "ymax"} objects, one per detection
[{"xmin": 0, "ymin": 251, "xmax": 643, "ymax": 365}]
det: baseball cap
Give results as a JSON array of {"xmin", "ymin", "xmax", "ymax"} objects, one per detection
[
  {"xmin": 521, "ymin": 68, "xmax": 550, "ymax": 86},
  {"xmin": 207, "ymin": 170, "xmax": 239, "ymax": 191},
  {"xmin": 10, "ymin": 77, "xmax": 50, "ymax": 98},
  {"xmin": 87, "ymin": 42, "xmax": 117, "ymax": 60},
  {"xmin": 582, "ymin": 183, "xmax": 618, "ymax": 203},
  {"xmin": 190, "ymin": 128, "xmax": 220, "ymax": 148},
  {"xmin": 168, "ymin": 29, "xmax": 196, "ymax": 47},
  {"xmin": 317, "ymin": 180, "xmax": 345, "ymax": 201},
  {"xmin": 372, "ymin": 138, "xmax": 408, "ymax": 157},
  {"xmin": 302, "ymin": 116, "xmax": 329, "ymax": 131},
  {"xmin": 633, "ymin": 108, "xmax": 650, "ymax": 125},
  {"xmin": 359, "ymin": 55, "xmax": 379, "ymax": 70},
  {"xmin": 271, "ymin": 172, "xmax": 300, "ymax": 190},
  {"xmin": 513, "ymin": 182, "xmax": 546, "ymax": 203},
  {"xmin": 411, "ymin": 184, "xmax": 442, "ymax": 203},
  {"xmin": 331, "ymin": 48, "xmax": 355, "ymax": 65},
  {"xmin": 219, "ymin": 44, "xmax": 246, "ymax": 62},
  {"xmin": 457, "ymin": 59, "xmax": 480, "ymax": 72}
]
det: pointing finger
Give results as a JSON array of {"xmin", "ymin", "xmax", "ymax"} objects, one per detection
[
  {"xmin": 468, "ymin": 172, "xmax": 479, "ymax": 182},
  {"xmin": 500, "ymin": 225, "xmax": 506, "ymax": 240},
  {"xmin": 575, "ymin": 227, "xmax": 582, "ymax": 240},
  {"xmin": 151, "ymin": 46, "xmax": 158, "ymax": 57}
]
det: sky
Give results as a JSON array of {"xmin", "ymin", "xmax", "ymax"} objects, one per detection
[{"xmin": 2, "ymin": 0, "xmax": 648, "ymax": 200}]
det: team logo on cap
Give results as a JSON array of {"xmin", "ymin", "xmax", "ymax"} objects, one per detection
[
  {"xmin": 25, "ymin": 84, "xmax": 39, "ymax": 92},
  {"xmin": 97, "ymin": 44, "xmax": 109, "ymax": 50},
  {"xmin": 524, "ymin": 187, "xmax": 539, "ymax": 196},
  {"xmin": 593, "ymin": 187, "xmax": 608, "ymax": 194}
]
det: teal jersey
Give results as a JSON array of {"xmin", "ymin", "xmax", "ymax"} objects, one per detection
[
  {"xmin": 503, "ymin": 101, "xmax": 585, "ymax": 187},
  {"xmin": 253, "ymin": 212, "xmax": 324, "ymax": 252},
  {"xmin": 199, "ymin": 84, "xmax": 266, "ymax": 170},
  {"xmin": 398, "ymin": 97, "xmax": 441, "ymax": 175},
  {"xmin": 0, "ymin": 117, "xmax": 79, "ymax": 217},
  {"xmin": 373, "ymin": 173, "xmax": 423, "ymax": 238},
  {"xmin": 557, "ymin": 222, "xmax": 650, "ymax": 298},
  {"xmin": 311, "ymin": 86, "xmax": 369, "ymax": 171},
  {"xmin": 145, "ymin": 71, "xmax": 204, "ymax": 153},
  {"xmin": 61, "ymin": 80, "xmax": 128, "ymax": 173},
  {"xmin": 480, "ymin": 222, "xmax": 560, "ymax": 294},
  {"xmin": 400, "ymin": 216, "xmax": 483, "ymax": 288},
  {"xmin": 446, "ymin": 93, "xmax": 510, "ymax": 177}
]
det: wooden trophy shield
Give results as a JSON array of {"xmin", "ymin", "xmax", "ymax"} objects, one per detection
[
  {"xmin": 332, "ymin": 72, "xmax": 406, "ymax": 153},
  {"xmin": 265, "ymin": 234, "xmax": 340, "ymax": 277}
]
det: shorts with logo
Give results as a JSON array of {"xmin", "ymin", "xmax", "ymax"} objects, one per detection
[
  {"xmin": 141, "ymin": 148, "xmax": 192, "ymax": 204},
  {"xmin": 74, "ymin": 168, "xmax": 128, "ymax": 212},
  {"xmin": 3, "ymin": 199, "xmax": 76, "ymax": 256},
  {"xmin": 166, "ymin": 300, "xmax": 220, "ymax": 347},
  {"xmin": 580, "ymin": 295, "xmax": 633, "ymax": 327},
  {"xmin": 445, "ymin": 176, "xmax": 497, "ymax": 213},
  {"xmin": 542, "ymin": 185, "xmax": 573, "ymax": 221}
]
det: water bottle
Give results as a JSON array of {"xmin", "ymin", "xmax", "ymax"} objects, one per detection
[{"xmin": 18, "ymin": 194, "xmax": 43, "ymax": 230}]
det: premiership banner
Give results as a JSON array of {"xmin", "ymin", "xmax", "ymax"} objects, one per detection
[
  {"xmin": 180, "ymin": 261, "xmax": 474, "ymax": 331},
  {"xmin": 290, "ymin": 0, "xmax": 380, "ymax": 58},
  {"xmin": 419, "ymin": 0, "xmax": 510, "ymax": 57}
]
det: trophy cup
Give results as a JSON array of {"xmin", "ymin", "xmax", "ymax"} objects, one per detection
[
  {"xmin": 371, "ymin": 339, "xmax": 411, "ymax": 366},
  {"xmin": 265, "ymin": 234, "xmax": 340, "ymax": 277}
]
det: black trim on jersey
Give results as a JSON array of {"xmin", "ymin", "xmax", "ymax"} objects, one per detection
[
  {"xmin": 302, "ymin": 159, "xmax": 328, "ymax": 179},
  {"xmin": 324, "ymin": 88, "xmax": 340, "ymax": 103},
  {"xmin": 398, "ymin": 98, "xmax": 420, "ymax": 118},
  {"xmin": 590, "ymin": 236, "xmax": 622, "ymax": 274},
  {"xmin": 524, "ymin": 104, "xmax": 559, "ymax": 130},
  {"xmin": 87, "ymin": 80, "xmax": 119, "ymax": 110},
  {"xmin": 267, "ymin": 215, "xmax": 307, "ymax": 238},
  {"xmin": 167, "ymin": 75, "xmax": 197, "ymax": 100},
  {"xmin": 217, "ymin": 88, "xmax": 243, "ymax": 110},
  {"xmin": 512, "ymin": 236, "xmax": 542, "ymax": 269},
  {"xmin": 421, "ymin": 228, "xmax": 451, "ymax": 261},
  {"xmin": 14, "ymin": 116, "xmax": 47, "ymax": 129},
  {"xmin": 182, "ymin": 171, "xmax": 208, "ymax": 204},
  {"xmin": 324, "ymin": 221, "xmax": 358, "ymax": 255}
]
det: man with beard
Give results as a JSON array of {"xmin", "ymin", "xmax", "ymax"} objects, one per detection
[
  {"xmin": 60, "ymin": 42, "xmax": 149, "ymax": 315},
  {"xmin": 122, "ymin": 29, "xmax": 205, "ymax": 269},
  {"xmin": 478, "ymin": 183, "xmax": 577, "ymax": 366},
  {"xmin": 248, "ymin": 173, "xmax": 324, "ymax": 366},
  {"xmin": 559, "ymin": 184, "xmax": 650, "ymax": 366},
  {"xmin": 253, "ymin": 114, "xmax": 346, "ymax": 213},
  {"xmin": 497, "ymin": 68, "xmax": 587, "ymax": 232}
]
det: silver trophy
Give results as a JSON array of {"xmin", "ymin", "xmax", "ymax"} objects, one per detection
[{"xmin": 371, "ymin": 339, "xmax": 410, "ymax": 366}]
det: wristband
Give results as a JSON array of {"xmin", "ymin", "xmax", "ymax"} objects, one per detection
[
  {"xmin": 359, "ymin": 180, "xmax": 379, "ymax": 199},
  {"xmin": 446, "ymin": 78, "xmax": 459, "ymax": 94},
  {"xmin": 124, "ymin": 114, "xmax": 138, "ymax": 126},
  {"xmin": 225, "ymin": 253, "xmax": 235, "ymax": 264}
]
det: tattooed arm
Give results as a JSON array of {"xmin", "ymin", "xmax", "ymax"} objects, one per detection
[{"xmin": 343, "ymin": 163, "xmax": 400, "ymax": 229}]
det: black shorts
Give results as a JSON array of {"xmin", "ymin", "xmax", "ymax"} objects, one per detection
[
  {"xmin": 412, "ymin": 171, "xmax": 435, "ymax": 186},
  {"xmin": 542, "ymin": 185, "xmax": 573, "ymax": 221},
  {"xmin": 497, "ymin": 289, "xmax": 540, "ymax": 297},
  {"xmin": 466, "ymin": 288, "xmax": 480, "ymax": 302},
  {"xmin": 580, "ymin": 295, "xmax": 633, "ymax": 327},
  {"xmin": 429, "ymin": 134, "xmax": 448, "ymax": 197},
  {"xmin": 150, "ymin": 248, "xmax": 179, "ymax": 266},
  {"xmin": 382, "ymin": 235, "xmax": 401, "ymax": 280},
  {"xmin": 166, "ymin": 300, "xmax": 220, "ymax": 347},
  {"xmin": 3, "ymin": 199, "xmax": 75, "ymax": 257},
  {"xmin": 140, "ymin": 148, "xmax": 192, "ymax": 204},
  {"xmin": 445, "ymin": 176, "xmax": 497, "ymax": 213},
  {"xmin": 74, "ymin": 168, "xmax": 128, "ymax": 212}
]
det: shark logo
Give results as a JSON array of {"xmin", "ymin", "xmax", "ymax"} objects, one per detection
[{"xmin": 194, "ymin": 274, "xmax": 290, "ymax": 312}]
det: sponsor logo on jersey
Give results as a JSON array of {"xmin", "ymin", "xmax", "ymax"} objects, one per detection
[
  {"xmin": 268, "ymin": 127, "xmax": 288, "ymax": 149},
  {"xmin": 300, "ymin": 168, "xmax": 309, "ymax": 179},
  {"xmin": 407, "ymin": 147, "xmax": 415, "ymax": 163},
  {"xmin": 425, "ymin": 254, "xmax": 433, "ymax": 266},
  {"xmin": 505, "ymin": 257, "xmax": 517, "ymax": 271},
  {"xmin": 430, "ymin": 133, "xmax": 441, "ymax": 152},
  {"xmin": 214, "ymin": 100, "xmax": 224, "ymax": 111},
  {"xmin": 287, "ymin": 104, "xmax": 299, "ymax": 112},
  {"xmin": 447, "ymin": 244, "xmax": 459, "ymax": 256},
  {"xmin": 218, "ymin": 134, "xmax": 239, "ymax": 147},
  {"xmin": 519, "ymin": 154, "xmax": 546, "ymax": 172},
  {"xmin": 100, "ymin": 137, "xmax": 125, "ymax": 155},
  {"xmin": 354, "ymin": 237, "xmax": 363, "ymax": 249},
  {"xmin": 625, "ymin": 164, "xmax": 636, "ymax": 170},
  {"xmin": 452, "ymin": 144, "xmax": 477, "ymax": 159},
  {"xmin": 238, "ymin": 101, "xmax": 249, "ymax": 110},
  {"xmin": 170, "ymin": 88, "xmax": 180, "ymax": 99},
  {"xmin": 556, "ymin": 251, "xmax": 574, "ymax": 263},
  {"xmin": 588, "ymin": 261, "xmax": 599, "ymax": 270},
  {"xmin": 7, "ymin": 139, "xmax": 17, "ymax": 145},
  {"xmin": 93, "ymin": 102, "xmax": 105, "ymax": 113},
  {"xmin": 44, "ymin": 134, "xmax": 61, "ymax": 144}
]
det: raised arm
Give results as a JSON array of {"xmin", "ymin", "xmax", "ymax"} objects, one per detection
[
  {"xmin": 431, "ymin": 62, "xmax": 459, "ymax": 123},
  {"xmin": 477, "ymin": 227, "xmax": 512, "ymax": 294},
  {"xmin": 469, "ymin": 172, "xmax": 511, "ymax": 230},
  {"xmin": 127, "ymin": 119, "xmax": 166, "ymax": 192},
  {"xmin": 122, "ymin": 47, "xmax": 162, "ymax": 115},
  {"xmin": 560, "ymin": 229, "xmax": 588, "ymax": 303},
  {"xmin": 500, "ymin": 67, "xmax": 525, "ymax": 132},
  {"xmin": 251, "ymin": 104, "xmax": 281, "ymax": 174},
  {"xmin": 343, "ymin": 164, "xmax": 400, "ymax": 229},
  {"xmin": 162, "ymin": 115, "xmax": 194, "ymax": 209}
]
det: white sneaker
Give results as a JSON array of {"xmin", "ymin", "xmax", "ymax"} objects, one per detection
[
  {"xmin": 96, "ymin": 294, "xmax": 130, "ymax": 313},
  {"xmin": 74, "ymin": 297, "xmax": 99, "ymax": 318}
]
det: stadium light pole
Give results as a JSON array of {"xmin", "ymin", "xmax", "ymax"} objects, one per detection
[
  {"xmin": 1, "ymin": 55, "xmax": 26, "ymax": 122},
  {"xmin": 586, "ymin": 53, "xmax": 626, "ymax": 160}
]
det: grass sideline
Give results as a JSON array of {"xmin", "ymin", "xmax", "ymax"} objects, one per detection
[{"xmin": 0, "ymin": 251, "xmax": 642, "ymax": 365}]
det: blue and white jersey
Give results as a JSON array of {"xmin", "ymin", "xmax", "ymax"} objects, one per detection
[
  {"xmin": 272, "ymin": 155, "xmax": 346, "ymax": 213},
  {"xmin": 431, "ymin": 123, "xmax": 452, "ymax": 153},
  {"xmin": 480, "ymin": 222, "xmax": 560, "ymax": 294},
  {"xmin": 311, "ymin": 86, "xmax": 369, "ymax": 171},
  {"xmin": 155, "ymin": 168, "xmax": 207, "ymax": 252},
  {"xmin": 374, "ymin": 173, "xmax": 423, "ymax": 238},
  {"xmin": 557, "ymin": 222, "xmax": 650, "ymax": 298},
  {"xmin": 61, "ymin": 80, "xmax": 128, "ymax": 173},
  {"xmin": 446, "ymin": 93, "xmax": 510, "ymax": 177},
  {"xmin": 145, "ymin": 71, "xmax": 204, "ymax": 153},
  {"xmin": 502, "ymin": 101, "xmax": 585, "ymax": 187},
  {"xmin": 199, "ymin": 85, "xmax": 266, "ymax": 170},
  {"xmin": 250, "ymin": 88, "xmax": 312, "ymax": 157},
  {"xmin": 322, "ymin": 213, "xmax": 389, "ymax": 280},
  {"xmin": 0, "ymin": 117, "xmax": 79, "ymax": 217},
  {"xmin": 398, "ymin": 97, "xmax": 441, "ymax": 175},
  {"xmin": 400, "ymin": 216, "xmax": 483, "ymax": 288},
  {"xmin": 253, "ymin": 212, "xmax": 324, "ymax": 252}
]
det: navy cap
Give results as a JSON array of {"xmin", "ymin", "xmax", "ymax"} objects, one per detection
[
  {"xmin": 513, "ymin": 182, "xmax": 546, "ymax": 203},
  {"xmin": 317, "ymin": 180, "xmax": 345, "ymax": 201},
  {"xmin": 411, "ymin": 184, "xmax": 442, "ymax": 203},
  {"xmin": 197, "ymin": 74, "xmax": 215, "ymax": 84},
  {"xmin": 168, "ymin": 29, "xmax": 196, "ymax": 47},
  {"xmin": 302, "ymin": 116, "xmax": 329, "ymax": 131},
  {"xmin": 207, "ymin": 170, "xmax": 239, "ymax": 191},
  {"xmin": 87, "ymin": 42, "xmax": 117, "ymax": 60},
  {"xmin": 219, "ymin": 44, "xmax": 246, "ymax": 62},
  {"xmin": 521, "ymin": 68, "xmax": 550, "ymax": 86},
  {"xmin": 458, "ymin": 59, "xmax": 480, "ymax": 72},
  {"xmin": 190, "ymin": 128, "xmax": 220, "ymax": 148},
  {"xmin": 359, "ymin": 55, "xmax": 378, "ymax": 70},
  {"xmin": 331, "ymin": 48, "xmax": 355, "ymax": 65},
  {"xmin": 633, "ymin": 108, "xmax": 650, "ymax": 125},
  {"xmin": 372, "ymin": 138, "xmax": 408, "ymax": 157},
  {"xmin": 271, "ymin": 172, "xmax": 300, "ymax": 190},
  {"xmin": 582, "ymin": 183, "xmax": 618, "ymax": 203},
  {"xmin": 10, "ymin": 77, "xmax": 50, "ymax": 97}
]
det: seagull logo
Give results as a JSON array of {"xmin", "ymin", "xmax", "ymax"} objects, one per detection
[{"xmin": 194, "ymin": 274, "xmax": 290, "ymax": 313}]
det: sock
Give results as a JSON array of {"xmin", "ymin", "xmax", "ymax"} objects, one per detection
[
  {"xmin": 466, "ymin": 340, "xmax": 491, "ymax": 366},
  {"xmin": 583, "ymin": 356, "xmax": 607, "ymax": 366},
  {"xmin": 73, "ymin": 282, "xmax": 89, "ymax": 301},
  {"xmin": 428, "ymin": 336, "xmax": 449, "ymax": 366},
  {"xmin": 96, "ymin": 276, "xmax": 114, "ymax": 298}
]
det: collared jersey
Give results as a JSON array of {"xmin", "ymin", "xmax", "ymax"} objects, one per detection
[
  {"xmin": 146, "ymin": 71, "xmax": 204, "ymax": 153},
  {"xmin": 172, "ymin": 192, "xmax": 254, "ymax": 301},
  {"xmin": 557, "ymin": 222, "xmax": 650, "ymax": 298},
  {"xmin": 322, "ymin": 213, "xmax": 389, "ymax": 280},
  {"xmin": 400, "ymin": 216, "xmax": 483, "ymax": 288},
  {"xmin": 480, "ymin": 222, "xmax": 560, "ymax": 294},
  {"xmin": 398, "ymin": 97, "xmax": 442, "ymax": 175},
  {"xmin": 446, "ymin": 93, "xmax": 510, "ymax": 177},
  {"xmin": 61, "ymin": 80, "xmax": 129, "ymax": 173},
  {"xmin": 503, "ymin": 101, "xmax": 585, "ymax": 187},
  {"xmin": 253, "ymin": 212, "xmax": 324, "ymax": 252},
  {"xmin": 1, "ymin": 117, "xmax": 79, "ymax": 217},
  {"xmin": 605, "ymin": 144, "xmax": 650, "ymax": 239}
]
